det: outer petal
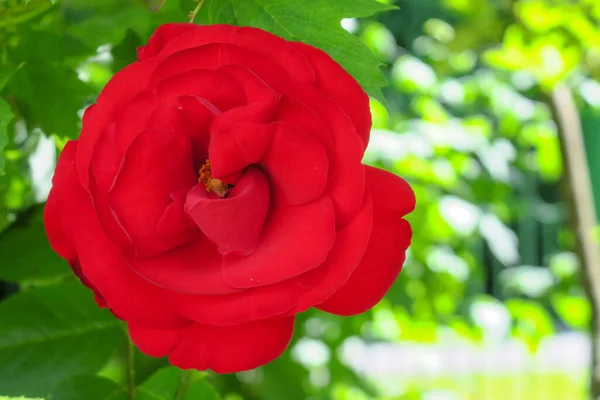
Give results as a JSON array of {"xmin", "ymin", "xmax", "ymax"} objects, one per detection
[
  {"xmin": 293, "ymin": 42, "xmax": 371, "ymax": 148},
  {"xmin": 131, "ymin": 317, "xmax": 295, "ymax": 373},
  {"xmin": 317, "ymin": 166, "xmax": 415, "ymax": 315},
  {"xmin": 77, "ymin": 58, "xmax": 158, "ymax": 191},
  {"xmin": 73, "ymin": 204, "xmax": 189, "ymax": 329},
  {"xmin": 294, "ymin": 193, "xmax": 373, "ymax": 312},
  {"xmin": 167, "ymin": 283, "xmax": 299, "ymax": 326},
  {"xmin": 155, "ymin": 24, "xmax": 316, "ymax": 85},
  {"xmin": 45, "ymin": 140, "xmax": 79, "ymax": 261},
  {"xmin": 128, "ymin": 323, "xmax": 184, "ymax": 358},
  {"xmin": 45, "ymin": 140, "xmax": 188, "ymax": 328},
  {"xmin": 137, "ymin": 23, "xmax": 198, "ymax": 61}
]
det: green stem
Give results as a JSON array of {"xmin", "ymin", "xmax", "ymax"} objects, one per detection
[
  {"xmin": 173, "ymin": 370, "xmax": 193, "ymax": 400},
  {"xmin": 153, "ymin": 0, "xmax": 168, "ymax": 11},
  {"xmin": 125, "ymin": 337, "xmax": 136, "ymax": 399},
  {"xmin": 189, "ymin": 0, "xmax": 205, "ymax": 24}
]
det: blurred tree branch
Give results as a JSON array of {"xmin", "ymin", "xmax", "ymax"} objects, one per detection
[{"xmin": 548, "ymin": 85, "xmax": 600, "ymax": 400}]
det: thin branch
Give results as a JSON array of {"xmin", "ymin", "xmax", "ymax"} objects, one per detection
[
  {"xmin": 548, "ymin": 84, "xmax": 600, "ymax": 400},
  {"xmin": 189, "ymin": 0, "xmax": 205, "ymax": 24},
  {"xmin": 153, "ymin": 0, "xmax": 168, "ymax": 12},
  {"xmin": 173, "ymin": 370, "xmax": 193, "ymax": 400}
]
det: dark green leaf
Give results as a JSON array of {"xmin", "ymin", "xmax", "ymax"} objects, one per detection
[
  {"xmin": 135, "ymin": 367, "xmax": 218, "ymax": 400},
  {"xmin": 197, "ymin": 0, "xmax": 397, "ymax": 101},
  {"xmin": 0, "ymin": 206, "xmax": 70, "ymax": 283},
  {"xmin": 8, "ymin": 63, "xmax": 92, "ymax": 138},
  {"xmin": 11, "ymin": 31, "xmax": 92, "ymax": 65},
  {"xmin": 0, "ymin": 66, "xmax": 21, "ymax": 92},
  {"xmin": 50, "ymin": 375, "xmax": 128, "ymax": 400},
  {"xmin": 68, "ymin": 5, "xmax": 152, "ymax": 49},
  {"xmin": 0, "ymin": 282, "xmax": 124, "ymax": 397},
  {"xmin": 132, "ymin": 347, "xmax": 170, "ymax": 386},
  {"xmin": 111, "ymin": 30, "xmax": 144, "ymax": 73}
]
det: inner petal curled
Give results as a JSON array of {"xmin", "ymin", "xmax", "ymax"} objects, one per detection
[{"xmin": 185, "ymin": 167, "xmax": 271, "ymax": 256}]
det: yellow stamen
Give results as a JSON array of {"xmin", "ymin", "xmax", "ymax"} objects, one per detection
[{"xmin": 198, "ymin": 159, "xmax": 230, "ymax": 198}]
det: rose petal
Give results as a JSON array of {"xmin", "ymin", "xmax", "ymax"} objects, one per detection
[
  {"xmin": 261, "ymin": 122, "xmax": 329, "ymax": 205},
  {"xmin": 91, "ymin": 97, "xmax": 187, "ymax": 195},
  {"xmin": 208, "ymin": 122, "xmax": 274, "ymax": 180},
  {"xmin": 167, "ymin": 283, "xmax": 298, "ymax": 326},
  {"xmin": 167, "ymin": 193, "xmax": 374, "ymax": 326},
  {"xmin": 294, "ymin": 193, "xmax": 373, "ymax": 312},
  {"xmin": 113, "ymin": 93, "xmax": 159, "ymax": 162},
  {"xmin": 150, "ymin": 43, "xmax": 297, "ymax": 91},
  {"xmin": 108, "ymin": 129, "xmax": 196, "ymax": 257},
  {"xmin": 157, "ymin": 189, "xmax": 194, "ymax": 239},
  {"xmin": 130, "ymin": 316, "xmax": 296, "ymax": 373},
  {"xmin": 154, "ymin": 69, "xmax": 246, "ymax": 112},
  {"xmin": 129, "ymin": 237, "xmax": 239, "ymax": 295},
  {"xmin": 77, "ymin": 58, "xmax": 158, "ymax": 191},
  {"xmin": 46, "ymin": 141, "xmax": 188, "ymax": 328},
  {"xmin": 177, "ymin": 95, "xmax": 219, "ymax": 162},
  {"xmin": 293, "ymin": 42, "xmax": 371, "ymax": 148},
  {"xmin": 218, "ymin": 65, "xmax": 279, "ymax": 103},
  {"xmin": 89, "ymin": 174, "xmax": 133, "ymax": 249},
  {"xmin": 274, "ymin": 96, "xmax": 332, "ymax": 150},
  {"xmin": 281, "ymin": 83, "xmax": 366, "ymax": 228},
  {"xmin": 45, "ymin": 140, "xmax": 80, "ymax": 262},
  {"xmin": 222, "ymin": 196, "xmax": 336, "ymax": 288},
  {"xmin": 185, "ymin": 168, "xmax": 270, "ymax": 256},
  {"xmin": 169, "ymin": 317, "xmax": 295, "ymax": 373},
  {"xmin": 155, "ymin": 24, "xmax": 315, "ymax": 85},
  {"xmin": 137, "ymin": 23, "xmax": 198, "ymax": 61},
  {"xmin": 128, "ymin": 322, "xmax": 184, "ymax": 357},
  {"xmin": 317, "ymin": 167, "xmax": 415, "ymax": 315}
]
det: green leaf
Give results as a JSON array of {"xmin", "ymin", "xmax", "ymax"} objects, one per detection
[
  {"xmin": 185, "ymin": 381, "xmax": 220, "ymax": 400},
  {"xmin": 0, "ymin": 282, "xmax": 124, "ymax": 397},
  {"xmin": 8, "ymin": 63, "xmax": 92, "ymax": 139},
  {"xmin": 197, "ymin": 0, "xmax": 397, "ymax": 101},
  {"xmin": 68, "ymin": 5, "xmax": 152, "ymax": 49},
  {"xmin": 50, "ymin": 375, "xmax": 128, "ymax": 400},
  {"xmin": 0, "ymin": 206, "xmax": 70, "ymax": 283},
  {"xmin": 135, "ymin": 367, "xmax": 219, "ymax": 400},
  {"xmin": 0, "ymin": 98, "xmax": 14, "ymax": 175},
  {"xmin": 111, "ymin": 30, "xmax": 144, "ymax": 73},
  {"xmin": 11, "ymin": 31, "xmax": 92, "ymax": 65}
]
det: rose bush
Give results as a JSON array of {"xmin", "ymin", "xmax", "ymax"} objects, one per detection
[{"xmin": 44, "ymin": 23, "xmax": 415, "ymax": 373}]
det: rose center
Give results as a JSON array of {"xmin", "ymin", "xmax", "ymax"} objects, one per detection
[{"xmin": 198, "ymin": 159, "xmax": 231, "ymax": 198}]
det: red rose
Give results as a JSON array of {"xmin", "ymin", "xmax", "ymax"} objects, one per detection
[{"xmin": 44, "ymin": 23, "xmax": 415, "ymax": 373}]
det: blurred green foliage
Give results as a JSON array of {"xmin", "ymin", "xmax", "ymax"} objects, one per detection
[{"xmin": 1, "ymin": 0, "xmax": 600, "ymax": 399}]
